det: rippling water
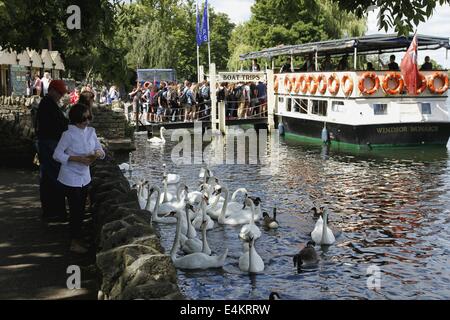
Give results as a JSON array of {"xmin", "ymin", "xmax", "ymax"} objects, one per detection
[{"xmin": 122, "ymin": 100, "xmax": 450, "ymax": 300}]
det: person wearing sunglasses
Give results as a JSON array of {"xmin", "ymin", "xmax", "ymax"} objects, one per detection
[{"xmin": 53, "ymin": 103, "xmax": 105, "ymax": 253}]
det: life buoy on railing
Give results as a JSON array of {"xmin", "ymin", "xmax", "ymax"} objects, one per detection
[
  {"xmin": 144, "ymin": 81, "xmax": 151, "ymax": 89},
  {"xmin": 284, "ymin": 75, "xmax": 294, "ymax": 92},
  {"xmin": 358, "ymin": 72, "xmax": 379, "ymax": 95},
  {"xmin": 296, "ymin": 74, "xmax": 308, "ymax": 94},
  {"xmin": 308, "ymin": 75, "xmax": 318, "ymax": 94},
  {"xmin": 317, "ymin": 74, "xmax": 327, "ymax": 94},
  {"xmin": 415, "ymin": 73, "xmax": 427, "ymax": 95},
  {"xmin": 341, "ymin": 74, "xmax": 354, "ymax": 96},
  {"xmin": 328, "ymin": 73, "xmax": 340, "ymax": 95},
  {"xmin": 382, "ymin": 72, "xmax": 404, "ymax": 95},
  {"xmin": 289, "ymin": 75, "xmax": 297, "ymax": 93},
  {"xmin": 428, "ymin": 72, "xmax": 449, "ymax": 95},
  {"xmin": 274, "ymin": 75, "xmax": 279, "ymax": 93},
  {"xmin": 294, "ymin": 75, "xmax": 302, "ymax": 93}
]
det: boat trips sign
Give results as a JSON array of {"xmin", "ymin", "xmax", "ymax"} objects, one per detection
[{"xmin": 218, "ymin": 72, "xmax": 267, "ymax": 83}]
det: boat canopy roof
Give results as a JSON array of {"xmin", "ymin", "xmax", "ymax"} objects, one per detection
[{"xmin": 240, "ymin": 34, "xmax": 450, "ymax": 60}]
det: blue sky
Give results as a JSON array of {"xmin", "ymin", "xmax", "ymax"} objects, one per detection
[{"xmin": 209, "ymin": 0, "xmax": 450, "ymax": 67}]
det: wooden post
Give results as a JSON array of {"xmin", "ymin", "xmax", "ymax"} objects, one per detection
[
  {"xmin": 209, "ymin": 63, "xmax": 218, "ymax": 134},
  {"xmin": 199, "ymin": 65, "xmax": 204, "ymax": 83},
  {"xmin": 266, "ymin": 69, "xmax": 276, "ymax": 132},
  {"xmin": 218, "ymin": 100, "xmax": 226, "ymax": 134}
]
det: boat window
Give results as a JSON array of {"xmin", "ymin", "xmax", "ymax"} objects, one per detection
[
  {"xmin": 373, "ymin": 103, "xmax": 388, "ymax": 115},
  {"xmin": 311, "ymin": 100, "xmax": 328, "ymax": 116},
  {"xmin": 293, "ymin": 98, "xmax": 308, "ymax": 113},
  {"xmin": 286, "ymin": 97, "xmax": 292, "ymax": 112},
  {"xmin": 421, "ymin": 103, "xmax": 431, "ymax": 115},
  {"xmin": 278, "ymin": 97, "xmax": 284, "ymax": 104},
  {"xmin": 331, "ymin": 101, "xmax": 345, "ymax": 112}
]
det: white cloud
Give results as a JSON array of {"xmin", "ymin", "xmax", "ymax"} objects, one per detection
[{"xmin": 208, "ymin": 0, "xmax": 254, "ymax": 24}]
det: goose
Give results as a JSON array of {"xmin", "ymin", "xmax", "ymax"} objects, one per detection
[
  {"xmin": 217, "ymin": 187, "xmax": 256, "ymax": 225},
  {"xmin": 118, "ymin": 152, "xmax": 133, "ymax": 172},
  {"xmin": 163, "ymin": 163, "xmax": 180, "ymax": 185},
  {"xmin": 311, "ymin": 209, "xmax": 335, "ymax": 245},
  {"xmin": 310, "ymin": 206, "xmax": 324, "ymax": 219},
  {"xmin": 269, "ymin": 292, "xmax": 281, "ymax": 300},
  {"xmin": 239, "ymin": 236, "xmax": 264, "ymax": 273},
  {"xmin": 147, "ymin": 126, "xmax": 166, "ymax": 144},
  {"xmin": 263, "ymin": 208, "xmax": 279, "ymax": 229},
  {"xmin": 170, "ymin": 211, "xmax": 228, "ymax": 270},
  {"xmin": 293, "ymin": 241, "xmax": 318, "ymax": 268},
  {"xmin": 146, "ymin": 186, "xmax": 177, "ymax": 224},
  {"xmin": 239, "ymin": 198, "xmax": 262, "ymax": 241},
  {"xmin": 192, "ymin": 194, "xmax": 215, "ymax": 230}
]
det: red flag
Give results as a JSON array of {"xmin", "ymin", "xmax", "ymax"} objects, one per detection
[{"xmin": 400, "ymin": 33, "xmax": 419, "ymax": 94}]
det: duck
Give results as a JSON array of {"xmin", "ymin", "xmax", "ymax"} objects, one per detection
[
  {"xmin": 311, "ymin": 209, "xmax": 335, "ymax": 245},
  {"xmin": 147, "ymin": 126, "xmax": 166, "ymax": 144},
  {"xmin": 145, "ymin": 185, "xmax": 177, "ymax": 224},
  {"xmin": 263, "ymin": 207, "xmax": 279, "ymax": 229},
  {"xmin": 239, "ymin": 198, "xmax": 262, "ymax": 241},
  {"xmin": 170, "ymin": 211, "xmax": 228, "ymax": 270},
  {"xmin": 293, "ymin": 241, "xmax": 318, "ymax": 268},
  {"xmin": 239, "ymin": 236, "xmax": 264, "ymax": 273}
]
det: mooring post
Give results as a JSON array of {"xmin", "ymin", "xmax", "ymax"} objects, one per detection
[
  {"xmin": 210, "ymin": 63, "xmax": 218, "ymax": 134},
  {"xmin": 266, "ymin": 69, "xmax": 276, "ymax": 132},
  {"xmin": 218, "ymin": 100, "xmax": 226, "ymax": 135}
]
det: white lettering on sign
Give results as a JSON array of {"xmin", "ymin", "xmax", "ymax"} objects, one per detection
[{"xmin": 218, "ymin": 72, "xmax": 266, "ymax": 83}]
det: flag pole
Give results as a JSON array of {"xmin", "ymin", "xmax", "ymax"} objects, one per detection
[
  {"xmin": 196, "ymin": 1, "xmax": 200, "ymax": 83},
  {"xmin": 206, "ymin": 0, "xmax": 211, "ymax": 67}
]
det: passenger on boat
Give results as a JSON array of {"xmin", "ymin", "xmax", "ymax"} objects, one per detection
[
  {"xmin": 321, "ymin": 54, "xmax": 333, "ymax": 71},
  {"xmin": 379, "ymin": 55, "xmax": 400, "ymax": 71},
  {"xmin": 280, "ymin": 60, "xmax": 292, "ymax": 73},
  {"xmin": 300, "ymin": 53, "xmax": 315, "ymax": 72},
  {"xmin": 337, "ymin": 54, "xmax": 349, "ymax": 70},
  {"xmin": 366, "ymin": 62, "xmax": 375, "ymax": 71},
  {"xmin": 420, "ymin": 56, "xmax": 433, "ymax": 71}
]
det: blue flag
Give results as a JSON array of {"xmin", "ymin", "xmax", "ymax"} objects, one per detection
[
  {"xmin": 196, "ymin": 1, "xmax": 202, "ymax": 46},
  {"xmin": 201, "ymin": 0, "xmax": 209, "ymax": 44}
]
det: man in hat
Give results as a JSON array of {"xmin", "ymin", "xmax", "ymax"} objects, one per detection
[{"xmin": 35, "ymin": 80, "xmax": 69, "ymax": 220}]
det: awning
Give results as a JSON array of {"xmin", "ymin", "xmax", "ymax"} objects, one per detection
[
  {"xmin": 0, "ymin": 48, "xmax": 17, "ymax": 65},
  {"xmin": 240, "ymin": 34, "xmax": 450, "ymax": 60},
  {"xmin": 50, "ymin": 51, "xmax": 65, "ymax": 71}
]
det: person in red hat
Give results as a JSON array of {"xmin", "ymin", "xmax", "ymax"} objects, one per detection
[{"xmin": 35, "ymin": 79, "xmax": 69, "ymax": 221}]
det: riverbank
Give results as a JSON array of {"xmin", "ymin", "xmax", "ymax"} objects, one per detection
[{"xmin": 0, "ymin": 168, "xmax": 97, "ymax": 299}]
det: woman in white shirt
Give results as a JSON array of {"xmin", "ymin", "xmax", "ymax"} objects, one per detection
[{"xmin": 53, "ymin": 103, "xmax": 105, "ymax": 253}]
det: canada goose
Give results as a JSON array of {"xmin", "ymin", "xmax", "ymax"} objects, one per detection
[
  {"xmin": 293, "ymin": 241, "xmax": 318, "ymax": 268},
  {"xmin": 269, "ymin": 292, "xmax": 281, "ymax": 300},
  {"xmin": 263, "ymin": 207, "xmax": 279, "ymax": 229}
]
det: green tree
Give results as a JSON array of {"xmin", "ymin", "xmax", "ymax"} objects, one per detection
[{"xmin": 333, "ymin": 0, "xmax": 450, "ymax": 35}]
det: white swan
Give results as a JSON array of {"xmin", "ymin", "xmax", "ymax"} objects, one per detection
[
  {"xmin": 178, "ymin": 202, "xmax": 210, "ymax": 254},
  {"xmin": 207, "ymin": 187, "xmax": 248, "ymax": 220},
  {"xmin": 239, "ymin": 196, "xmax": 263, "ymax": 222},
  {"xmin": 192, "ymin": 195, "xmax": 215, "ymax": 230},
  {"xmin": 170, "ymin": 211, "xmax": 227, "ymax": 270},
  {"xmin": 146, "ymin": 185, "xmax": 177, "ymax": 224},
  {"xmin": 217, "ymin": 187, "xmax": 256, "ymax": 225},
  {"xmin": 239, "ymin": 198, "xmax": 262, "ymax": 241},
  {"xmin": 147, "ymin": 126, "xmax": 166, "ymax": 144},
  {"xmin": 239, "ymin": 236, "xmax": 264, "ymax": 273},
  {"xmin": 157, "ymin": 185, "xmax": 190, "ymax": 215},
  {"xmin": 311, "ymin": 209, "xmax": 335, "ymax": 245},
  {"xmin": 118, "ymin": 152, "xmax": 133, "ymax": 172},
  {"xmin": 136, "ymin": 181, "xmax": 148, "ymax": 209},
  {"xmin": 163, "ymin": 163, "xmax": 180, "ymax": 185}
]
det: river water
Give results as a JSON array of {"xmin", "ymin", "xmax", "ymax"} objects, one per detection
[{"xmin": 124, "ymin": 99, "xmax": 450, "ymax": 300}]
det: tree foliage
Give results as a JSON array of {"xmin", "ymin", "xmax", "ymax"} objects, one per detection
[{"xmin": 333, "ymin": 0, "xmax": 450, "ymax": 35}]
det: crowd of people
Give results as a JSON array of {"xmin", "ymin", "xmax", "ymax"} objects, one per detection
[{"xmin": 127, "ymin": 79, "xmax": 268, "ymax": 125}]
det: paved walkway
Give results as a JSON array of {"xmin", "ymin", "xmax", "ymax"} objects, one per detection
[{"xmin": 0, "ymin": 168, "xmax": 97, "ymax": 299}]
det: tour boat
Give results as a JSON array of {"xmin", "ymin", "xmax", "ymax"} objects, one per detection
[{"xmin": 241, "ymin": 34, "xmax": 450, "ymax": 147}]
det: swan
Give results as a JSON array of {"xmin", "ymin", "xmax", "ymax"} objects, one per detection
[
  {"xmin": 217, "ymin": 187, "xmax": 256, "ymax": 225},
  {"xmin": 240, "ymin": 196, "xmax": 263, "ymax": 222},
  {"xmin": 293, "ymin": 241, "xmax": 318, "ymax": 268},
  {"xmin": 170, "ymin": 211, "xmax": 227, "ymax": 270},
  {"xmin": 157, "ymin": 184, "xmax": 190, "ymax": 215},
  {"xmin": 311, "ymin": 209, "xmax": 335, "ymax": 245},
  {"xmin": 207, "ymin": 187, "xmax": 248, "ymax": 220},
  {"xmin": 192, "ymin": 195, "xmax": 215, "ymax": 230},
  {"xmin": 239, "ymin": 236, "xmax": 264, "ymax": 273},
  {"xmin": 163, "ymin": 163, "xmax": 180, "ymax": 185},
  {"xmin": 118, "ymin": 152, "xmax": 133, "ymax": 172},
  {"xmin": 239, "ymin": 198, "xmax": 262, "ymax": 241},
  {"xmin": 147, "ymin": 126, "xmax": 166, "ymax": 144},
  {"xmin": 263, "ymin": 207, "xmax": 279, "ymax": 229},
  {"xmin": 146, "ymin": 185, "xmax": 177, "ymax": 224},
  {"xmin": 135, "ymin": 181, "xmax": 148, "ymax": 209},
  {"xmin": 199, "ymin": 166, "xmax": 213, "ymax": 179},
  {"xmin": 178, "ymin": 202, "xmax": 210, "ymax": 254}
]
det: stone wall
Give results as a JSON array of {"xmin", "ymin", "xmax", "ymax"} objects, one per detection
[
  {"xmin": 90, "ymin": 158, "xmax": 184, "ymax": 300},
  {"xmin": 0, "ymin": 96, "xmax": 38, "ymax": 166},
  {"xmin": 91, "ymin": 104, "xmax": 127, "ymax": 140}
]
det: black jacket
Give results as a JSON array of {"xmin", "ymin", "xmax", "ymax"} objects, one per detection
[{"xmin": 35, "ymin": 96, "xmax": 68, "ymax": 141}]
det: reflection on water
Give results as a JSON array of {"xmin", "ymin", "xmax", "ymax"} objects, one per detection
[{"xmin": 124, "ymin": 103, "xmax": 450, "ymax": 300}]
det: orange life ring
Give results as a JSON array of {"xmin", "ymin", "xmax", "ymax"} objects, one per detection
[
  {"xmin": 295, "ymin": 74, "xmax": 308, "ymax": 94},
  {"xmin": 341, "ymin": 74, "xmax": 354, "ymax": 96},
  {"xmin": 294, "ymin": 75, "xmax": 302, "ymax": 93},
  {"xmin": 317, "ymin": 74, "xmax": 327, "ymax": 94},
  {"xmin": 274, "ymin": 75, "xmax": 279, "ymax": 93},
  {"xmin": 328, "ymin": 73, "xmax": 340, "ymax": 95},
  {"xmin": 144, "ymin": 81, "xmax": 151, "ymax": 89},
  {"xmin": 382, "ymin": 72, "xmax": 404, "ymax": 95},
  {"xmin": 428, "ymin": 72, "xmax": 449, "ymax": 95},
  {"xmin": 308, "ymin": 75, "xmax": 318, "ymax": 94},
  {"xmin": 358, "ymin": 72, "xmax": 379, "ymax": 95},
  {"xmin": 415, "ymin": 73, "xmax": 427, "ymax": 94},
  {"xmin": 284, "ymin": 75, "xmax": 294, "ymax": 92}
]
